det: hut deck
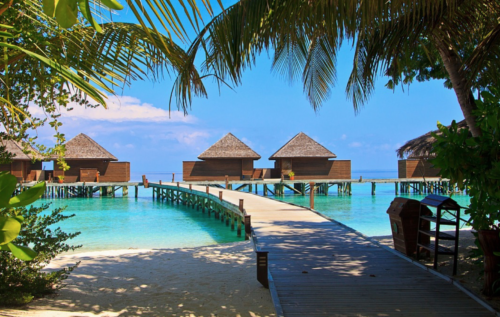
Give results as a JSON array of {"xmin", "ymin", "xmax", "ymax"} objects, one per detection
[
  {"xmin": 156, "ymin": 182, "xmax": 492, "ymax": 317},
  {"xmin": 182, "ymin": 177, "xmax": 446, "ymax": 185}
]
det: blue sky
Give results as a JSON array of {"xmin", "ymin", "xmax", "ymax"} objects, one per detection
[{"xmin": 33, "ymin": 2, "xmax": 464, "ymax": 179}]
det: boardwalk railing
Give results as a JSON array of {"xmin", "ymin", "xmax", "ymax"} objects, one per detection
[{"xmin": 150, "ymin": 183, "xmax": 250, "ymax": 239}]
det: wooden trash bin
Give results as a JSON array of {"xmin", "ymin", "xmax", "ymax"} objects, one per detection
[{"xmin": 387, "ymin": 198, "xmax": 431, "ymax": 256}]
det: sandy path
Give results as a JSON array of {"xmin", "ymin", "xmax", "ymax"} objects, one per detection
[{"xmin": 1, "ymin": 241, "xmax": 276, "ymax": 317}]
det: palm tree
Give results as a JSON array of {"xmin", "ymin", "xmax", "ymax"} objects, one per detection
[
  {"xmin": 0, "ymin": 0, "xmax": 206, "ymax": 162},
  {"xmin": 172, "ymin": 0, "xmax": 500, "ymax": 137}
]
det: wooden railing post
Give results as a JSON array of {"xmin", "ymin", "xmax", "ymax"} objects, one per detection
[
  {"xmin": 219, "ymin": 191, "xmax": 223, "ymax": 201},
  {"xmin": 172, "ymin": 173, "xmax": 175, "ymax": 182},
  {"xmin": 159, "ymin": 180, "xmax": 162, "ymax": 185},
  {"xmin": 309, "ymin": 182, "xmax": 315, "ymax": 210},
  {"xmin": 244, "ymin": 215, "xmax": 251, "ymax": 240},
  {"xmin": 225, "ymin": 175, "xmax": 229, "ymax": 189},
  {"xmin": 256, "ymin": 251, "xmax": 269, "ymax": 288},
  {"xmin": 177, "ymin": 182, "xmax": 180, "ymax": 188},
  {"xmin": 142, "ymin": 175, "xmax": 148, "ymax": 188},
  {"xmin": 189, "ymin": 184, "xmax": 192, "ymax": 191},
  {"xmin": 206, "ymin": 186, "xmax": 209, "ymax": 194}
]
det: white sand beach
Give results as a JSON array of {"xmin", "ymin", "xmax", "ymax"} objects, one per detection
[
  {"xmin": 2, "ymin": 229, "xmax": 498, "ymax": 316},
  {"xmin": 1, "ymin": 241, "xmax": 276, "ymax": 317}
]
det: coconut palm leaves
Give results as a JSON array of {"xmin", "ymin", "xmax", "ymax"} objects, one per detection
[{"xmin": 172, "ymin": 0, "xmax": 500, "ymax": 136}]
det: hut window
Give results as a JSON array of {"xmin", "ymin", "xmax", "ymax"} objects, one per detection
[{"xmin": 42, "ymin": 161, "xmax": 54, "ymax": 170}]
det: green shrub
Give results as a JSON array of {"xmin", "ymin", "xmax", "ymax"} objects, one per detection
[{"xmin": 0, "ymin": 203, "xmax": 81, "ymax": 305}]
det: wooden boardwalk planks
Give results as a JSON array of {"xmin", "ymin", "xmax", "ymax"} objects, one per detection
[{"xmin": 156, "ymin": 183, "xmax": 494, "ymax": 317}]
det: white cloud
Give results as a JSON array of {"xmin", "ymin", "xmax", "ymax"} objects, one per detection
[
  {"xmin": 30, "ymin": 95, "xmax": 196, "ymax": 123},
  {"xmin": 349, "ymin": 142, "xmax": 362, "ymax": 148},
  {"xmin": 341, "ymin": 134, "xmax": 347, "ymax": 140},
  {"xmin": 153, "ymin": 130, "xmax": 211, "ymax": 146}
]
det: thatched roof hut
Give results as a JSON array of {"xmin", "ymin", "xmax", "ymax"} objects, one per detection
[
  {"xmin": 396, "ymin": 120, "xmax": 468, "ymax": 159},
  {"xmin": 0, "ymin": 139, "xmax": 41, "ymax": 160},
  {"xmin": 64, "ymin": 133, "xmax": 118, "ymax": 161},
  {"xmin": 198, "ymin": 133, "xmax": 261, "ymax": 160},
  {"xmin": 269, "ymin": 132, "xmax": 336, "ymax": 159}
]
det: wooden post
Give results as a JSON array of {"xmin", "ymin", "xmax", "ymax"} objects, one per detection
[
  {"xmin": 172, "ymin": 173, "xmax": 175, "ymax": 182},
  {"xmin": 263, "ymin": 184, "xmax": 268, "ymax": 196},
  {"xmin": 135, "ymin": 186, "xmax": 138, "ymax": 198},
  {"xmin": 244, "ymin": 215, "xmax": 251, "ymax": 240},
  {"xmin": 238, "ymin": 199, "xmax": 244, "ymax": 237},
  {"xmin": 142, "ymin": 175, "xmax": 148, "ymax": 188},
  {"xmin": 189, "ymin": 184, "xmax": 192, "ymax": 191},
  {"xmin": 225, "ymin": 175, "xmax": 229, "ymax": 189},
  {"xmin": 281, "ymin": 173, "xmax": 284, "ymax": 182},
  {"xmin": 159, "ymin": 180, "xmax": 162, "ymax": 185},
  {"xmin": 96, "ymin": 171, "xmax": 100, "ymax": 183},
  {"xmin": 206, "ymin": 186, "xmax": 209, "ymax": 194},
  {"xmin": 309, "ymin": 182, "xmax": 315, "ymax": 210},
  {"xmin": 256, "ymin": 251, "xmax": 269, "ymax": 288},
  {"xmin": 371, "ymin": 182, "xmax": 376, "ymax": 195},
  {"xmin": 219, "ymin": 191, "xmax": 223, "ymax": 201},
  {"xmin": 395, "ymin": 182, "xmax": 399, "ymax": 195},
  {"xmin": 237, "ymin": 216, "xmax": 242, "ymax": 237}
]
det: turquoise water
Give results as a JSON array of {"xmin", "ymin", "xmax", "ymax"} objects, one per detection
[
  {"xmin": 35, "ymin": 171, "xmax": 471, "ymax": 252},
  {"xmin": 277, "ymin": 183, "xmax": 471, "ymax": 237},
  {"xmin": 36, "ymin": 188, "xmax": 244, "ymax": 253}
]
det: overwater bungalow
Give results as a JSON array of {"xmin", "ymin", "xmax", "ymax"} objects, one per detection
[
  {"xmin": 183, "ymin": 133, "xmax": 261, "ymax": 181},
  {"xmin": 53, "ymin": 133, "xmax": 130, "ymax": 183},
  {"xmin": 269, "ymin": 132, "xmax": 351, "ymax": 180},
  {"xmin": 0, "ymin": 139, "xmax": 43, "ymax": 182},
  {"xmin": 396, "ymin": 120, "xmax": 468, "ymax": 178}
]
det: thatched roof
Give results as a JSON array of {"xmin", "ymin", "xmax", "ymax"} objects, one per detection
[
  {"xmin": 0, "ymin": 139, "xmax": 41, "ymax": 160},
  {"xmin": 396, "ymin": 120, "xmax": 469, "ymax": 159},
  {"xmin": 198, "ymin": 133, "xmax": 261, "ymax": 160},
  {"xmin": 269, "ymin": 132, "xmax": 337, "ymax": 159},
  {"xmin": 64, "ymin": 133, "xmax": 118, "ymax": 160}
]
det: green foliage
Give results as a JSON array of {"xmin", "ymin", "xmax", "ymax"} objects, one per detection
[
  {"xmin": 431, "ymin": 86, "xmax": 500, "ymax": 230},
  {"xmin": 0, "ymin": 203, "xmax": 81, "ymax": 305},
  {"xmin": 0, "ymin": 172, "xmax": 46, "ymax": 261},
  {"xmin": 288, "ymin": 171, "xmax": 295, "ymax": 177}
]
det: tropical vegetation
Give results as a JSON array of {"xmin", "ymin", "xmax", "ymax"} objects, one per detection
[
  {"xmin": 0, "ymin": 0, "xmax": 212, "ymax": 163},
  {"xmin": 172, "ymin": 0, "xmax": 500, "ymax": 138}
]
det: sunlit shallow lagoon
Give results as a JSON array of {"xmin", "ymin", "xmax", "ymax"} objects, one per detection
[{"xmin": 35, "ymin": 171, "xmax": 471, "ymax": 253}]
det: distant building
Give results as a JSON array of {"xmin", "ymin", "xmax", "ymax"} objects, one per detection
[
  {"xmin": 269, "ymin": 132, "xmax": 351, "ymax": 179},
  {"xmin": 0, "ymin": 140, "xmax": 43, "ymax": 182},
  {"xmin": 395, "ymin": 121, "xmax": 468, "ymax": 178},
  {"xmin": 183, "ymin": 133, "xmax": 261, "ymax": 181},
  {"xmin": 54, "ymin": 133, "xmax": 130, "ymax": 182}
]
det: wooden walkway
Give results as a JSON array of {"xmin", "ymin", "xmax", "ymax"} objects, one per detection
[{"xmin": 152, "ymin": 183, "xmax": 494, "ymax": 317}]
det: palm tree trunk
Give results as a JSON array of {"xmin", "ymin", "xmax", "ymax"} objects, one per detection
[{"xmin": 434, "ymin": 38, "xmax": 481, "ymax": 137}]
